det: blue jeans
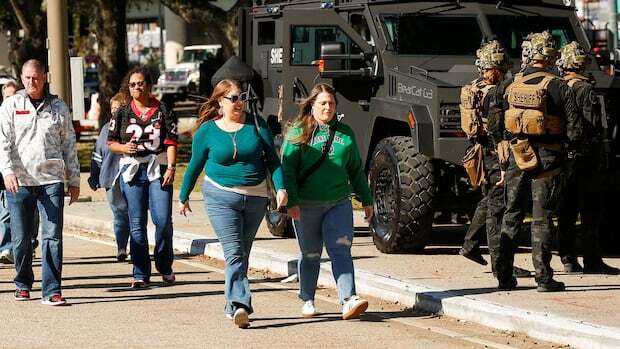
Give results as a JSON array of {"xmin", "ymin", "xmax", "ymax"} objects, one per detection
[
  {"xmin": 7, "ymin": 183, "xmax": 64, "ymax": 298},
  {"xmin": 202, "ymin": 180, "xmax": 268, "ymax": 316},
  {"xmin": 0, "ymin": 190, "xmax": 40, "ymax": 254},
  {"xmin": 0, "ymin": 190, "xmax": 11, "ymax": 253},
  {"xmin": 106, "ymin": 184, "xmax": 129, "ymax": 253},
  {"xmin": 120, "ymin": 164, "xmax": 174, "ymax": 281},
  {"xmin": 293, "ymin": 199, "xmax": 356, "ymax": 304}
]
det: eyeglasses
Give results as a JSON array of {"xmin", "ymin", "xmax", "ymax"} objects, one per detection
[
  {"xmin": 223, "ymin": 92, "xmax": 248, "ymax": 103},
  {"xmin": 129, "ymin": 81, "xmax": 146, "ymax": 89}
]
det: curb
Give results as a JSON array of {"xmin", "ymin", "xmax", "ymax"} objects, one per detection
[{"xmin": 64, "ymin": 213, "xmax": 620, "ymax": 349}]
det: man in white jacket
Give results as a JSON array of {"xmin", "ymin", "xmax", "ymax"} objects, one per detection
[{"xmin": 0, "ymin": 59, "xmax": 80, "ymax": 306}]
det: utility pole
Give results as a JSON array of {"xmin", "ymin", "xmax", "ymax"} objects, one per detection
[
  {"xmin": 47, "ymin": 0, "xmax": 70, "ymax": 102},
  {"xmin": 609, "ymin": 0, "xmax": 618, "ymax": 52}
]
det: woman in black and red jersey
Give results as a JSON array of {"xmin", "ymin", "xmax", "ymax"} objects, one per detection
[{"xmin": 108, "ymin": 66, "xmax": 178, "ymax": 288}]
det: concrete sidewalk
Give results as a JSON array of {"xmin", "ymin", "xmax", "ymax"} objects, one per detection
[{"xmin": 67, "ymin": 185, "xmax": 620, "ymax": 349}]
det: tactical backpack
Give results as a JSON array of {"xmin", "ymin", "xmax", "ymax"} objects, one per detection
[
  {"xmin": 460, "ymin": 79, "xmax": 494, "ymax": 138},
  {"xmin": 504, "ymin": 72, "xmax": 564, "ymax": 136},
  {"xmin": 564, "ymin": 73, "xmax": 590, "ymax": 88}
]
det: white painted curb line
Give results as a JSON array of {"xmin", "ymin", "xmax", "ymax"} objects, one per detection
[{"xmin": 65, "ymin": 214, "xmax": 620, "ymax": 349}]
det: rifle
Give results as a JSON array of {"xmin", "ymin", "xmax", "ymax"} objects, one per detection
[{"xmin": 595, "ymin": 94, "xmax": 618, "ymax": 170}]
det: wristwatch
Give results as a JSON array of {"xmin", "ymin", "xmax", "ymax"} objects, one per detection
[{"xmin": 167, "ymin": 164, "xmax": 176, "ymax": 171}]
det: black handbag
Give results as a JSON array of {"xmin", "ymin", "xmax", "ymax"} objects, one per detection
[{"xmin": 251, "ymin": 114, "xmax": 290, "ymax": 232}]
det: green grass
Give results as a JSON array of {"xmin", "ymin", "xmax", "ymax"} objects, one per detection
[{"xmin": 76, "ymin": 140, "xmax": 95, "ymax": 172}]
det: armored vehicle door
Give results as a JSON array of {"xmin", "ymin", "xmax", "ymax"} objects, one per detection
[{"xmin": 281, "ymin": 8, "xmax": 377, "ymax": 158}]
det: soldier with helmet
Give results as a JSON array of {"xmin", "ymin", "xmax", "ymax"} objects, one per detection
[
  {"xmin": 555, "ymin": 42, "xmax": 619, "ymax": 275},
  {"xmin": 493, "ymin": 31, "xmax": 583, "ymax": 292},
  {"xmin": 459, "ymin": 41, "xmax": 529, "ymax": 278}
]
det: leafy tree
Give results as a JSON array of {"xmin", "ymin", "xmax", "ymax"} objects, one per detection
[
  {"xmin": 161, "ymin": 0, "xmax": 252, "ymax": 58},
  {"xmin": 0, "ymin": 0, "xmax": 47, "ymax": 76}
]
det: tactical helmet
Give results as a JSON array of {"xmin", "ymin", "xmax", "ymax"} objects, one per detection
[
  {"xmin": 523, "ymin": 31, "xmax": 558, "ymax": 65},
  {"xmin": 556, "ymin": 41, "xmax": 588, "ymax": 74},
  {"xmin": 475, "ymin": 40, "xmax": 511, "ymax": 73}
]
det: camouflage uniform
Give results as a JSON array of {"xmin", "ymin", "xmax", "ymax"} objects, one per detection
[
  {"xmin": 460, "ymin": 41, "xmax": 510, "ymax": 271},
  {"xmin": 493, "ymin": 32, "xmax": 583, "ymax": 290},
  {"xmin": 555, "ymin": 42, "xmax": 619, "ymax": 274}
]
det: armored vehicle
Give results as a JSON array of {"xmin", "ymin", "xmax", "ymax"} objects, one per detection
[{"xmin": 239, "ymin": 0, "xmax": 620, "ymax": 252}]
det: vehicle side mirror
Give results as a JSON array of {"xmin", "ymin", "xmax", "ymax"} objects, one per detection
[
  {"xmin": 312, "ymin": 42, "xmax": 374, "ymax": 78},
  {"xmin": 321, "ymin": 42, "xmax": 345, "ymax": 71}
]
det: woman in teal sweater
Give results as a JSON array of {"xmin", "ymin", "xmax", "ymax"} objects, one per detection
[
  {"xmin": 282, "ymin": 83, "xmax": 373, "ymax": 320},
  {"xmin": 179, "ymin": 79, "xmax": 287, "ymax": 328}
]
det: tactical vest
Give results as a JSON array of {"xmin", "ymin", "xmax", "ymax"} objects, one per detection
[
  {"xmin": 504, "ymin": 72, "xmax": 564, "ymax": 136},
  {"xmin": 460, "ymin": 79, "xmax": 494, "ymax": 138}
]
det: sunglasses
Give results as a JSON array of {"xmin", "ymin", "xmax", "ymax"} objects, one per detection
[
  {"xmin": 223, "ymin": 92, "xmax": 248, "ymax": 103},
  {"xmin": 129, "ymin": 81, "xmax": 146, "ymax": 89}
]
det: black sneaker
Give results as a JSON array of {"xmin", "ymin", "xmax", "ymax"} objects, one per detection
[
  {"xmin": 497, "ymin": 277, "xmax": 517, "ymax": 291},
  {"xmin": 537, "ymin": 279, "xmax": 565, "ymax": 292},
  {"xmin": 14, "ymin": 289, "xmax": 30, "ymax": 301},
  {"xmin": 584, "ymin": 262, "xmax": 620, "ymax": 275},
  {"xmin": 459, "ymin": 248, "xmax": 488, "ymax": 266},
  {"xmin": 513, "ymin": 266, "xmax": 532, "ymax": 278},
  {"xmin": 116, "ymin": 249, "xmax": 128, "ymax": 262}
]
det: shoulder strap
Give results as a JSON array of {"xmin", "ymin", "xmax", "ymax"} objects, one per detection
[
  {"xmin": 564, "ymin": 74, "xmax": 589, "ymax": 88},
  {"xmin": 298, "ymin": 122, "xmax": 339, "ymax": 187}
]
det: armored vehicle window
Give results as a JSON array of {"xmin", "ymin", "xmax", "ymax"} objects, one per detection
[
  {"xmin": 290, "ymin": 26, "xmax": 362, "ymax": 65},
  {"xmin": 488, "ymin": 16, "xmax": 576, "ymax": 57},
  {"xmin": 350, "ymin": 13, "xmax": 374, "ymax": 46},
  {"xmin": 258, "ymin": 21, "xmax": 276, "ymax": 45},
  {"xmin": 382, "ymin": 15, "xmax": 482, "ymax": 55}
]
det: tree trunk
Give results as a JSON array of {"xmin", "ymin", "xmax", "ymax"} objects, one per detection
[{"xmin": 95, "ymin": 0, "xmax": 128, "ymax": 129}]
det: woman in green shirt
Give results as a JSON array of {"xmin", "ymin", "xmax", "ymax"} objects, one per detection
[
  {"xmin": 179, "ymin": 79, "xmax": 287, "ymax": 328},
  {"xmin": 282, "ymin": 83, "xmax": 373, "ymax": 320}
]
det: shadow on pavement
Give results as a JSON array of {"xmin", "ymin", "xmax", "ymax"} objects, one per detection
[
  {"xmin": 248, "ymin": 313, "xmax": 344, "ymax": 329},
  {"xmin": 249, "ymin": 308, "xmax": 426, "ymax": 329},
  {"xmin": 69, "ymin": 286, "xmax": 296, "ymax": 306}
]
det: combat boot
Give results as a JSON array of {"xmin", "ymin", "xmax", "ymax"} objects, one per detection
[
  {"xmin": 497, "ymin": 277, "xmax": 517, "ymax": 291},
  {"xmin": 561, "ymin": 257, "xmax": 583, "ymax": 273},
  {"xmin": 583, "ymin": 261, "xmax": 620, "ymax": 275},
  {"xmin": 536, "ymin": 279, "xmax": 565, "ymax": 292},
  {"xmin": 459, "ymin": 247, "xmax": 488, "ymax": 266},
  {"xmin": 513, "ymin": 266, "xmax": 532, "ymax": 278}
]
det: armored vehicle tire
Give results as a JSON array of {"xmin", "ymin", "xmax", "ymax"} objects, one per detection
[{"xmin": 369, "ymin": 137, "xmax": 435, "ymax": 253}]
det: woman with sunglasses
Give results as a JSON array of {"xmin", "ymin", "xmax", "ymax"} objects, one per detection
[
  {"xmin": 179, "ymin": 79, "xmax": 287, "ymax": 328},
  {"xmin": 281, "ymin": 83, "xmax": 373, "ymax": 320},
  {"xmin": 108, "ymin": 66, "xmax": 178, "ymax": 288}
]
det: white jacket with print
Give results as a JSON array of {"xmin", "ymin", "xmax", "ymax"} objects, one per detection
[{"xmin": 0, "ymin": 90, "xmax": 80, "ymax": 187}]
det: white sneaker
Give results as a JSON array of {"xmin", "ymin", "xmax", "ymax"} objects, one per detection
[
  {"xmin": 233, "ymin": 308, "xmax": 250, "ymax": 328},
  {"xmin": 0, "ymin": 250, "xmax": 13, "ymax": 264},
  {"xmin": 342, "ymin": 295, "xmax": 368, "ymax": 320},
  {"xmin": 301, "ymin": 300, "xmax": 317, "ymax": 317}
]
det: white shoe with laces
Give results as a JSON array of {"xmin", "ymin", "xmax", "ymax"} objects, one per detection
[
  {"xmin": 301, "ymin": 300, "xmax": 317, "ymax": 317},
  {"xmin": 342, "ymin": 295, "xmax": 368, "ymax": 320}
]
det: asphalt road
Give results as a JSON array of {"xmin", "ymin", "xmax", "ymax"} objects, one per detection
[{"xmin": 0, "ymin": 233, "xmax": 561, "ymax": 349}]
